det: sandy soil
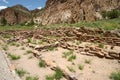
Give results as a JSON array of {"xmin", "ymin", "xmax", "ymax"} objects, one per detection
[{"xmin": 0, "ymin": 39, "xmax": 119, "ymax": 80}]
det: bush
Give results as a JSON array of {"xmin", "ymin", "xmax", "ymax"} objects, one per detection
[
  {"xmin": 39, "ymin": 60, "xmax": 46, "ymax": 68},
  {"xmin": 45, "ymin": 68, "xmax": 63, "ymax": 80},
  {"xmin": 0, "ymin": 16, "xmax": 7, "ymax": 26},
  {"xmin": 85, "ymin": 59, "xmax": 91, "ymax": 64},
  {"xmin": 67, "ymin": 66, "xmax": 75, "ymax": 72},
  {"xmin": 68, "ymin": 54, "xmax": 76, "ymax": 62},
  {"xmin": 78, "ymin": 64, "xmax": 84, "ymax": 70},
  {"xmin": 46, "ymin": 75, "xmax": 54, "ymax": 80},
  {"xmin": 98, "ymin": 43, "xmax": 104, "ymax": 48},
  {"xmin": 15, "ymin": 68, "xmax": 26, "ymax": 77},
  {"xmin": 26, "ymin": 76, "xmax": 39, "ymax": 80},
  {"xmin": 62, "ymin": 50, "xmax": 73, "ymax": 58},
  {"xmin": 54, "ymin": 68, "xmax": 63, "ymax": 80},
  {"xmin": 110, "ymin": 71, "xmax": 120, "ymax": 80},
  {"xmin": 102, "ymin": 10, "xmax": 120, "ymax": 19},
  {"xmin": 8, "ymin": 53, "xmax": 20, "ymax": 60}
]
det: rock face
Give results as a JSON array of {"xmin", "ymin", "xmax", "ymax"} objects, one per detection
[
  {"xmin": 31, "ymin": 9, "xmax": 44, "ymax": 24},
  {"xmin": 0, "ymin": 4, "xmax": 31, "ymax": 25},
  {"xmin": 41, "ymin": 0, "xmax": 120, "ymax": 25}
]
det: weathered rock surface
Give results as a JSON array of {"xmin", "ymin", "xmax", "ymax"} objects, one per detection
[
  {"xmin": 0, "ymin": 4, "xmax": 31, "ymax": 25},
  {"xmin": 41, "ymin": 0, "xmax": 120, "ymax": 25}
]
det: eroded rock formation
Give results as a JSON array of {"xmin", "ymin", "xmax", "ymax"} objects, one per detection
[
  {"xmin": 41, "ymin": 0, "xmax": 120, "ymax": 25},
  {"xmin": 0, "ymin": 4, "xmax": 31, "ymax": 25}
]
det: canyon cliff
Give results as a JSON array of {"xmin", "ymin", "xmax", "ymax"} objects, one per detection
[{"xmin": 41, "ymin": 0, "xmax": 120, "ymax": 25}]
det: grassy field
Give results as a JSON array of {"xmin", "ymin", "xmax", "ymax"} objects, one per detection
[
  {"xmin": 0, "ymin": 25, "xmax": 34, "ymax": 31},
  {"xmin": 42, "ymin": 18, "xmax": 120, "ymax": 30},
  {"xmin": 0, "ymin": 18, "xmax": 120, "ymax": 31}
]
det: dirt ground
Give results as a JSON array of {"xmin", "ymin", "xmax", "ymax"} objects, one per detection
[{"xmin": 0, "ymin": 41, "xmax": 119, "ymax": 80}]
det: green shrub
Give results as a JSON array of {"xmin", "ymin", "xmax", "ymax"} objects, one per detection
[
  {"xmin": 21, "ymin": 47, "xmax": 25, "ymax": 50},
  {"xmin": 39, "ymin": 60, "xmax": 46, "ymax": 68},
  {"xmin": 28, "ymin": 56, "xmax": 34, "ymax": 59},
  {"xmin": 2, "ymin": 45, "xmax": 8, "ymax": 51},
  {"xmin": 16, "ymin": 44, "xmax": 20, "ymax": 47},
  {"xmin": 67, "ymin": 66, "xmax": 75, "ymax": 72},
  {"xmin": 15, "ymin": 68, "xmax": 26, "ymax": 77},
  {"xmin": 85, "ymin": 59, "xmax": 91, "ymax": 64},
  {"xmin": 46, "ymin": 75, "xmax": 54, "ymax": 80},
  {"xmin": 45, "ymin": 68, "xmax": 63, "ymax": 80},
  {"xmin": 76, "ymin": 41, "xmax": 81, "ymax": 45},
  {"xmin": 3, "ymin": 34, "xmax": 11, "ymax": 38},
  {"xmin": 62, "ymin": 50, "xmax": 73, "ymax": 58},
  {"xmin": 27, "ymin": 38, "xmax": 32, "ymax": 43},
  {"xmin": 68, "ymin": 54, "xmax": 76, "ymax": 62},
  {"xmin": 78, "ymin": 64, "xmax": 84, "ymax": 70},
  {"xmin": 110, "ymin": 71, "xmax": 120, "ymax": 80},
  {"xmin": 98, "ymin": 43, "xmax": 104, "ymax": 48},
  {"xmin": 46, "ymin": 46, "xmax": 56, "ymax": 51},
  {"xmin": 8, "ymin": 53, "xmax": 20, "ymax": 60},
  {"xmin": 9, "ymin": 42, "xmax": 16, "ymax": 46},
  {"xmin": 26, "ymin": 50, "xmax": 32, "ymax": 54},
  {"xmin": 53, "ymin": 68, "xmax": 63, "ymax": 80},
  {"xmin": 26, "ymin": 76, "xmax": 39, "ymax": 80},
  {"xmin": 102, "ymin": 10, "xmax": 120, "ymax": 19}
]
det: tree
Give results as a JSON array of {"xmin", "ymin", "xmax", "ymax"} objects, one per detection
[
  {"xmin": 108, "ymin": 10, "xmax": 119, "ymax": 19},
  {"xmin": 0, "ymin": 16, "xmax": 7, "ymax": 26},
  {"xmin": 102, "ymin": 10, "xmax": 120, "ymax": 19}
]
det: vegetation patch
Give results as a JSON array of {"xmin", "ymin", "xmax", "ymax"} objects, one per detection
[
  {"xmin": 46, "ymin": 68, "xmax": 63, "ymax": 80},
  {"xmin": 26, "ymin": 76, "xmax": 39, "ymax": 80},
  {"xmin": 75, "ymin": 40, "xmax": 81, "ymax": 45},
  {"xmin": 26, "ymin": 50, "xmax": 32, "ymax": 54},
  {"xmin": 85, "ymin": 59, "xmax": 91, "ymax": 64},
  {"xmin": 21, "ymin": 47, "xmax": 25, "ymax": 50},
  {"xmin": 8, "ymin": 53, "xmax": 20, "ymax": 60},
  {"xmin": 46, "ymin": 75, "xmax": 54, "ymax": 80},
  {"xmin": 67, "ymin": 66, "xmax": 76, "ymax": 72},
  {"xmin": 78, "ymin": 64, "xmax": 84, "ymax": 70},
  {"xmin": 15, "ymin": 68, "xmax": 26, "ymax": 77},
  {"xmin": 39, "ymin": 60, "xmax": 46, "ymax": 68},
  {"xmin": 2, "ymin": 45, "xmax": 8, "ymax": 51},
  {"xmin": 9, "ymin": 42, "xmax": 17, "ymax": 46},
  {"xmin": 68, "ymin": 54, "xmax": 76, "ymax": 62},
  {"xmin": 2, "ymin": 34, "xmax": 11, "ymax": 39},
  {"xmin": 46, "ymin": 46, "xmax": 57, "ymax": 51},
  {"xmin": 28, "ymin": 56, "xmax": 34, "ymax": 59},
  {"xmin": 24, "ymin": 50, "xmax": 33, "ymax": 55},
  {"xmin": 62, "ymin": 50, "xmax": 73, "ymax": 58},
  {"xmin": 27, "ymin": 38, "xmax": 32, "ymax": 43},
  {"xmin": 110, "ymin": 71, "xmax": 120, "ymax": 80},
  {"xmin": 102, "ymin": 10, "xmax": 120, "ymax": 19},
  {"xmin": 98, "ymin": 43, "xmax": 104, "ymax": 48}
]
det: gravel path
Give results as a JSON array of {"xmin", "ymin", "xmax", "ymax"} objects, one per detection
[{"xmin": 0, "ymin": 51, "xmax": 21, "ymax": 80}]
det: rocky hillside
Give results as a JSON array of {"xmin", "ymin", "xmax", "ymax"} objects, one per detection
[
  {"xmin": 0, "ymin": 0, "xmax": 119, "ymax": 25},
  {"xmin": 0, "ymin": 4, "xmax": 31, "ymax": 25},
  {"xmin": 31, "ymin": 8, "xmax": 44, "ymax": 24},
  {"xmin": 41, "ymin": 0, "xmax": 120, "ymax": 25}
]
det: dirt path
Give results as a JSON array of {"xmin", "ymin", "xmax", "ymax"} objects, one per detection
[{"xmin": 0, "ymin": 51, "xmax": 21, "ymax": 80}]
